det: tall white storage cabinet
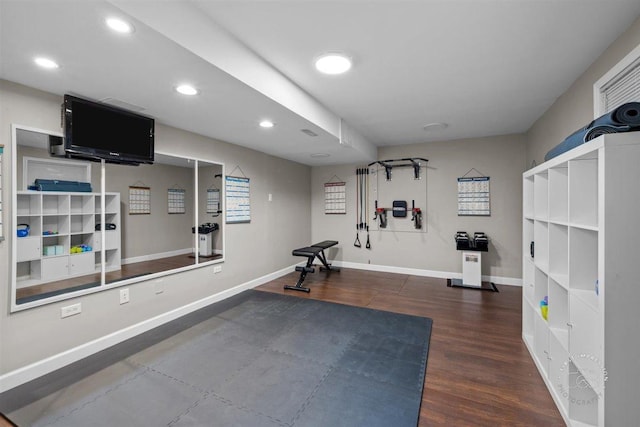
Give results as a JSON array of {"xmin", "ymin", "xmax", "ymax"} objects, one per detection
[{"xmin": 522, "ymin": 133, "xmax": 640, "ymax": 426}]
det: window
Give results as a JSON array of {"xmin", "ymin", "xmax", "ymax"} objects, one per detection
[{"xmin": 594, "ymin": 43, "xmax": 640, "ymax": 116}]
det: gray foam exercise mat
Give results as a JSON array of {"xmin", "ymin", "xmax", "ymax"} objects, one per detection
[{"xmin": 2, "ymin": 290, "xmax": 432, "ymax": 426}]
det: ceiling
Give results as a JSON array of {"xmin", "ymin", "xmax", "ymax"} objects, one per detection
[{"xmin": 2, "ymin": 1, "xmax": 640, "ymax": 166}]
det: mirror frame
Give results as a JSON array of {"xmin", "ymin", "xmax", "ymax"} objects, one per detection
[{"xmin": 10, "ymin": 124, "xmax": 225, "ymax": 312}]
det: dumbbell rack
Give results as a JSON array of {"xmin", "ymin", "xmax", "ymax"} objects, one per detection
[{"xmin": 447, "ymin": 232, "xmax": 498, "ymax": 292}]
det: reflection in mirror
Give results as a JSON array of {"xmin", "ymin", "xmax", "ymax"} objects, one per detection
[
  {"xmin": 14, "ymin": 127, "xmax": 106, "ymax": 305},
  {"xmin": 196, "ymin": 161, "xmax": 223, "ymax": 263},
  {"xmin": 103, "ymin": 153, "xmax": 197, "ymax": 281},
  {"xmin": 13, "ymin": 127, "xmax": 224, "ymax": 308}
]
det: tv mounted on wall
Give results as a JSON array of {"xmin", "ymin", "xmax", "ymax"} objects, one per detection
[{"xmin": 63, "ymin": 94, "xmax": 154, "ymax": 165}]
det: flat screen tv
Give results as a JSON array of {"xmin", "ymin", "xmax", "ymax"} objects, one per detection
[{"xmin": 63, "ymin": 94, "xmax": 154, "ymax": 165}]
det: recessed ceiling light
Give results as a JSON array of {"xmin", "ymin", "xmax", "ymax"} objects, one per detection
[
  {"xmin": 259, "ymin": 120, "xmax": 275, "ymax": 128},
  {"xmin": 423, "ymin": 122, "xmax": 448, "ymax": 131},
  {"xmin": 176, "ymin": 84, "xmax": 198, "ymax": 96},
  {"xmin": 315, "ymin": 53, "xmax": 352, "ymax": 75},
  {"xmin": 106, "ymin": 17, "xmax": 134, "ymax": 34},
  {"xmin": 310, "ymin": 153, "xmax": 330, "ymax": 158},
  {"xmin": 34, "ymin": 57, "xmax": 59, "ymax": 69}
]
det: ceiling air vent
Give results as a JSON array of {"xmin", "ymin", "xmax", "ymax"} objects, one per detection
[{"xmin": 301, "ymin": 129, "xmax": 318, "ymax": 137}]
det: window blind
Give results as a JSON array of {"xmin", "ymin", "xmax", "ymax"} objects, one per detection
[{"xmin": 601, "ymin": 58, "xmax": 640, "ymax": 113}]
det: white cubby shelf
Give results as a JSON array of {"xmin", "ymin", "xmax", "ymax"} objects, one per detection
[
  {"xmin": 15, "ymin": 191, "xmax": 121, "ymax": 290},
  {"xmin": 522, "ymin": 133, "xmax": 640, "ymax": 426}
]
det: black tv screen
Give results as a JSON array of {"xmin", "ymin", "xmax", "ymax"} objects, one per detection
[{"xmin": 63, "ymin": 94, "xmax": 154, "ymax": 165}]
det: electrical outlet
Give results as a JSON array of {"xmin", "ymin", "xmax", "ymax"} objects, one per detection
[
  {"xmin": 120, "ymin": 288, "xmax": 130, "ymax": 304},
  {"xmin": 268, "ymin": 193, "xmax": 273, "ymax": 202},
  {"xmin": 61, "ymin": 303, "xmax": 81, "ymax": 318},
  {"xmin": 214, "ymin": 265, "xmax": 222, "ymax": 274}
]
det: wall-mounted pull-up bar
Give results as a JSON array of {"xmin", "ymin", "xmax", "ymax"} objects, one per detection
[{"xmin": 368, "ymin": 157, "xmax": 428, "ymax": 181}]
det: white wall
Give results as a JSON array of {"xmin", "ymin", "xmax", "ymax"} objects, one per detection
[
  {"xmin": 0, "ymin": 80, "xmax": 311, "ymax": 376},
  {"xmin": 312, "ymin": 134, "xmax": 526, "ymax": 282}
]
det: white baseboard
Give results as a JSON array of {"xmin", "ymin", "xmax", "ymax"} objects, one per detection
[
  {"xmin": 330, "ymin": 260, "xmax": 522, "ymax": 286},
  {"xmin": 0, "ymin": 263, "xmax": 296, "ymax": 393}
]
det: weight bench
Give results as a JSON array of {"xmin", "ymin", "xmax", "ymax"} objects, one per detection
[{"xmin": 285, "ymin": 240, "xmax": 340, "ymax": 293}]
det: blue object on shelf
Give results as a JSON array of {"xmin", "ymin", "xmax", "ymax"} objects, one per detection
[
  {"xmin": 28, "ymin": 179, "xmax": 92, "ymax": 192},
  {"xmin": 544, "ymin": 102, "xmax": 640, "ymax": 161},
  {"xmin": 17, "ymin": 224, "xmax": 30, "ymax": 237}
]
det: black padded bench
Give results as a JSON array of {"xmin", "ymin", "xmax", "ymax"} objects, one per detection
[{"xmin": 285, "ymin": 240, "xmax": 340, "ymax": 293}]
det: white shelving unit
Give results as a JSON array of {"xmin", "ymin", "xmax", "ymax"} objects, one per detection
[
  {"xmin": 15, "ymin": 191, "xmax": 120, "ymax": 289},
  {"xmin": 522, "ymin": 133, "xmax": 640, "ymax": 426}
]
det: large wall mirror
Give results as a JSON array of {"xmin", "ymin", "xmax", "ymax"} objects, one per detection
[{"xmin": 11, "ymin": 125, "xmax": 224, "ymax": 311}]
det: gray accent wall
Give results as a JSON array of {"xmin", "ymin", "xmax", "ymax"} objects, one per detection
[
  {"xmin": 312, "ymin": 134, "xmax": 527, "ymax": 280},
  {"xmin": 0, "ymin": 80, "xmax": 311, "ymax": 374}
]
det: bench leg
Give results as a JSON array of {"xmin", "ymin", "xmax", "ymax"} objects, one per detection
[
  {"xmin": 317, "ymin": 250, "xmax": 341, "ymax": 272},
  {"xmin": 284, "ymin": 256, "xmax": 314, "ymax": 293}
]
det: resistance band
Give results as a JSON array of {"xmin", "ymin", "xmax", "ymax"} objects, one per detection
[
  {"xmin": 354, "ymin": 168, "xmax": 371, "ymax": 249},
  {"xmin": 365, "ymin": 168, "xmax": 371, "ymax": 249},
  {"xmin": 354, "ymin": 168, "xmax": 361, "ymax": 247}
]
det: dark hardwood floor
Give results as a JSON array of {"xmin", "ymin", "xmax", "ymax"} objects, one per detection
[
  {"xmin": 2, "ymin": 267, "xmax": 565, "ymax": 426},
  {"xmin": 0, "ymin": 414, "xmax": 15, "ymax": 427},
  {"xmin": 257, "ymin": 268, "xmax": 565, "ymax": 426}
]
